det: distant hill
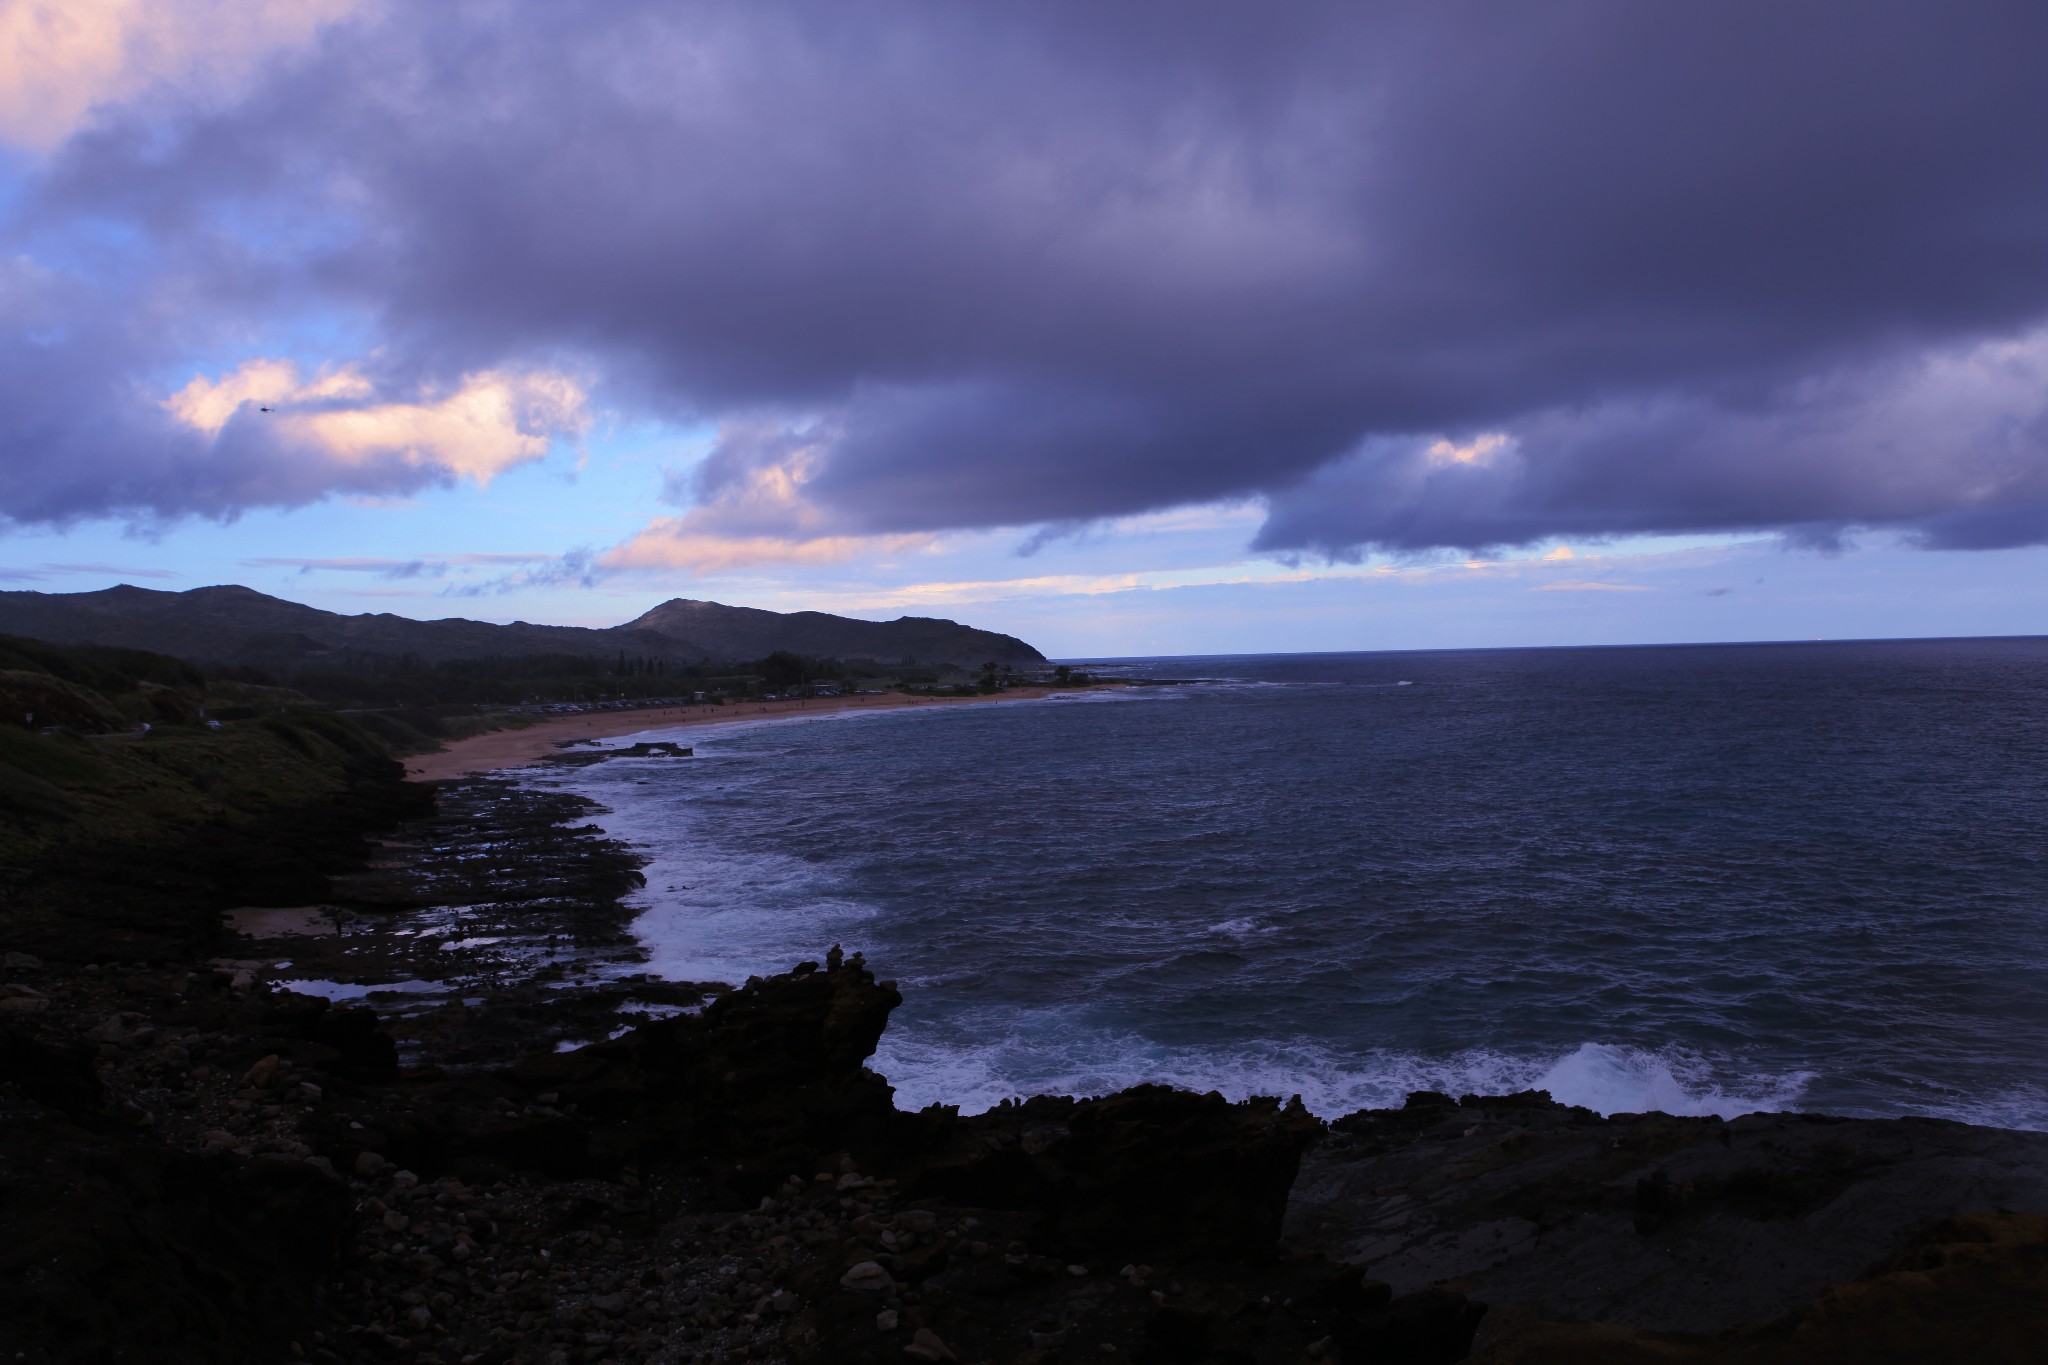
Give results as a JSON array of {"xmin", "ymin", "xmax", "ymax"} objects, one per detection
[
  {"xmin": 0, "ymin": 585, "xmax": 704, "ymax": 671},
  {"xmin": 623, "ymin": 598, "xmax": 1043, "ymax": 667},
  {"xmin": 0, "ymin": 585, "xmax": 1043, "ymax": 671}
]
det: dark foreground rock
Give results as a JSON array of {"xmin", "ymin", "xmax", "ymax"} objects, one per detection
[
  {"xmin": 0, "ymin": 1028, "xmax": 353, "ymax": 1364},
  {"xmin": 1291, "ymin": 1090, "xmax": 2048, "ymax": 1363},
  {"xmin": 504, "ymin": 951, "xmax": 902, "ymax": 1180},
  {"xmin": 0, "ymin": 946, "xmax": 1404, "ymax": 1364},
  {"xmin": 917, "ymin": 1085, "xmax": 1322, "ymax": 1261},
  {"xmin": 6, "ymin": 793, "xmax": 2048, "ymax": 1365},
  {"xmin": 1467, "ymin": 1208, "xmax": 2048, "ymax": 1364},
  {"xmin": 1292, "ymin": 1090, "xmax": 2048, "ymax": 1331}
]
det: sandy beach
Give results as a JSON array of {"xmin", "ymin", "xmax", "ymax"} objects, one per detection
[{"xmin": 404, "ymin": 686, "xmax": 1066, "ymax": 781}]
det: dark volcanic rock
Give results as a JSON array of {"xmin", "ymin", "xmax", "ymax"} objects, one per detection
[
  {"xmin": 1292, "ymin": 1090, "xmax": 2048, "ymax": 1337},
  {"xmin": 1470, "ymin": 1210, "xmax": 2048, "ymax": 1363},
  {"xmin": 0, "ymin": 1019, "xmax": 100, "ymax": 1114},
  {"xmin": 507, "ymin": 951, "xmax": 902, "ymax": 1180},
  {"xmin": 0, "ymin": 1029, "xmax": 352, "ymax": 1364},
  {"xmin": 17, "ymin": 927, "xmax": 2048, "ymax": 1365},
  {"xmin": 917, "ymin": 1084, "xmax": 1324, "ymax": 1260},
  {"xmin": 256, "ymin": 990, "xmax": 400, "ymax": 1078},
  {"xmin": 329, "ymin": 776, "xmax": 647, "ymax": 921}
]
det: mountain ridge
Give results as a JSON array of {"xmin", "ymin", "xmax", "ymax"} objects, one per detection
[
  {"xmin": 622, "ymin": 597, "xmax": 1042, "ymax": 667},
  {"xmin": 0, "ymin": 585, "xmax": 1044, "ymax": 671}
]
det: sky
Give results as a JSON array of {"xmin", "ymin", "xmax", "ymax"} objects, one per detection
[{"xmin": 3, "ymin": 1, "xmax": 2047, "ymax": 658}]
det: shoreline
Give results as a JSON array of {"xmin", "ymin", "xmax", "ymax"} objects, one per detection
[
  {"xmin": 12, "ymin": 690, "xmax": 2048, "ymax": 1360},
  {"xmin": 405, "ymin": 686, "xmax": 1075, "ymax": 782},
  {"xmin": 410, "ymin": 687, "xmax": 2033, "ymax": 1136},
  {"xmin": 17, "ymin": 915, "xmax": 2048, "ymax": 1364},
  {"xmin": 11, "ymin": 764, "xmax": 2048, "ymax": 1361}
]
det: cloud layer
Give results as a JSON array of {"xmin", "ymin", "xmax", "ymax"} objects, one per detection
[
  {"xmin": 0, "ymin": 0, "xmax": 361, "ymax": 148},
  {"xmin": 5, "ymin": 1, "xmax": 2048, "ymax": 559}
]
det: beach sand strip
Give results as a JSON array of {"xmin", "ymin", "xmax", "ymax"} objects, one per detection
[{"xmin": 405, "ymin": 686, "xmax": 1068, "ymax": 781}]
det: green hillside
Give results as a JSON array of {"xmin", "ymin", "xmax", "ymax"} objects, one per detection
[{"xmin": 0, "ymin": 635, "xmax": 427, "ymax": 962}]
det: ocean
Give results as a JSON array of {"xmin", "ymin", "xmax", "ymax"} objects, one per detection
[{"xmin": 528, "ymin": 637, "xmax": 2048, "ymax": 1130}]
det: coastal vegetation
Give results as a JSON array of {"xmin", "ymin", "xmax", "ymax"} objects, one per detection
[
  {"xmin": 0, "ymin": 635, "xmax": 429, "ymax": 963},
  {"xmin": 0, "ymin": 626, "xmax": 1086, "ymax": 958}
]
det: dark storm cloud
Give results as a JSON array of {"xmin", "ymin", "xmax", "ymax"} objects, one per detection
[
  {"xmin": 7, "ymin": 1, "xmax": 2048, "ymax": 553},
  {"xmin": 1257, "ymin": 338, "xmax": 2048, "ymax": 555},
  {"xmin": 0, "ymin": 252, "xmax": 559, "ymax": 527}
]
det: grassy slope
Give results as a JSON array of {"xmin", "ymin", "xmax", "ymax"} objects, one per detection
[{"xmin": 0, "ymin": 654, "xmax": 429, "ymax": 962}]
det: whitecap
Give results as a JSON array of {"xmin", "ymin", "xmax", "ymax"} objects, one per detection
[
  {"xmin": 871, "ymin": 1023, "xmax": 1811, "ymax": 1121},
  {"xmin": 280, "ymin": 978, "xmax": 446, "ymax": 1002}
]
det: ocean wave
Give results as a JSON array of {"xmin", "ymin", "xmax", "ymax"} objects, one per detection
[
  {"xmin": 871, "ymin": 1027, "xmax": 1812, "ymax": 1121},
  {"xmin": 536, "ymin": 770, "xmax": 882, "ymax": 986},
  {"xmin": 518, "ymin": 642, "xmax": 2048, "ymax": 1137},
  {"xmin": 1205, "ymin": 916, "xmax": 1279, "ymax": 938},
  {"xmin": 1915, "ymin": 1083, "xmax": 2048, "ymax": 1134},
  {"xmin": 1040, "ymin": 685, "xmax": 1193, "ymax": 703},
  {"xmin": 623, "ymin": 863, "xmax": 880, "ymax": 986}
]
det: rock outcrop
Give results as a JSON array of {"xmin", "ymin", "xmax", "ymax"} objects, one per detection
[
  {"xmin": 504, "ymin": 951, "xmax": 903, "ymax": 1181},
  {"xmin": 1290, "ymin": 1088, "xmax": 2048, "ymax": 1362},
  {"xmin": 11, "ymin": 940, "xmax": 2048, "ymax": 1363},
  {"xmin": 0, "ymin": 1025, "xmax": 353, "ymax": 1364},
  {"xmin": 914, "ymin": 1084, "xmax": 1324, "ymax": 1260},
  {"xmin": 1470, "ymin": 1210, "xmax": 2048, "ymax": 1363}
]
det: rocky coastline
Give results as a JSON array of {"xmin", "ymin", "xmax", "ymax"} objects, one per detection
[{"xmin": 4, "ymin": 778, "xmax": 2046, "ymax": 1364}]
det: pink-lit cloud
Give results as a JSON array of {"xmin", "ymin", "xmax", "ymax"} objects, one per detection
[
  {"xmin": 4, "ymin": 2, "xmax": 2048, "ymax": 562},
  {"xmin": 0, "ymin": 0, "xmax": 365, "ymax": 149},
  {"xmin": 601, "ymin": 418, "xmax": 938, "ymax": 573},
  {"xmin": 164, "ymin": 359, "xmax": 587, "ymax": 486}
]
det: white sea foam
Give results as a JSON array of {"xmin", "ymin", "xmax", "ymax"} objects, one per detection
[
  {"xmin": 621, "ymin": 844, "xmax": 877, "ymax": 986},
  {"xmin": 1045, "ymin": 684, "xmax": 1196, "ymax": 703},
  {"xmin": 872, "ymin": 1026, "xmax": 1811, "ymax": 1120},
  {"xmin": 1529, "ymin": 1043, "xmax": 1813, "ymax": 1118},
  {"xmin": 1920, "ymin": 1083, "xmax": 2048, "ymax": 1134},
  {"xmin": 512, "ymin": 663, "xmax": 2045, "ymax": 1136},
  {"xmin": 1205, "ymin": 916, "xmax": 1277, "ymax": 938},
  {"xmin": 621, "ymin": 1000, "xmax": 696, "ymax": 1020},
  {"xmin": 282, "ymin": 978, "xmax": 446, "ymax": 1002}
]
